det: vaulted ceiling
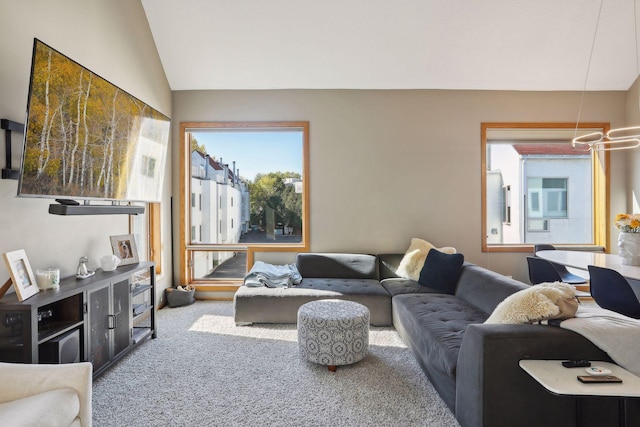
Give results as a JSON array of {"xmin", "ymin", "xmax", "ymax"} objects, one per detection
[{"xmin": 141, "ymin": 0, "xmax": 639, "ymax": 91}]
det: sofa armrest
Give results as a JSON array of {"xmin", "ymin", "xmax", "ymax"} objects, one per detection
[
  {"xmin": 456, "ymin": 324, "xmax": 616, "ymax": 427},
  {"xmin": 0, "ymin": 362, "xmax": 92, "ymax": 427}
]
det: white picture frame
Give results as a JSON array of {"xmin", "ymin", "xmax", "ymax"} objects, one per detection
[
  {"xmin": 3, "ymin": 249, "xmax": 39, "ymax": 301},
  {"xmin": 110, "ymin": 234, "xmax": 140, "ymax": 266}
]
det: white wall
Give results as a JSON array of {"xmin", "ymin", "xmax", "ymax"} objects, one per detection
[
  {"xmin": 487, "ymin": 144, "xmax": 521, "ymax": 244},
  {"xmin": 0, "ymin": 0, "xmax": 172, "ymax": 302},
  {"xmin": 172, "ymin": 89, "xmax": 628, "ymax": 283}
]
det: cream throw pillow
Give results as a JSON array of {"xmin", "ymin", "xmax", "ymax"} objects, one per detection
[
  {"xmin": 396, "ymin": 238, "xmax": 457, "ymax": 281},
  {"xmin": 485, "ymin": 282, "xmax": 578, "ymax": 324}
]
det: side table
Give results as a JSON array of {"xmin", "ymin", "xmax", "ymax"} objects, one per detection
[{"xmin": 519, "ymin": 360, "xmax": 640, "ymax": 427}]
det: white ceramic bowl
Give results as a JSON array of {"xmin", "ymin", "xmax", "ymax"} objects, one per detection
[{"xmin": 100, "ymin": 255, "xmax": 121, "ymax": 271}]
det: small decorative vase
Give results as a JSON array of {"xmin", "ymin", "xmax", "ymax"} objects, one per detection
[{"xmin": 618, "ymin": 232, "xmax": 640, "ymax": 266}]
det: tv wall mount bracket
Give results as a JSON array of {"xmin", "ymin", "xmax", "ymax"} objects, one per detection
[{"xmin": 1, "ymin": 118, "xmax": 24, "ymax": 180}]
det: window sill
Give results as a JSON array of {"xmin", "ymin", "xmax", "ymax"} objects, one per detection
[
  {"xmin": 191, "ymin": 283, "xmax": 241, "ymax": 292},
  {"xmin": 484, "ymin": 244, "xmax": 606, "ymax": 253}
]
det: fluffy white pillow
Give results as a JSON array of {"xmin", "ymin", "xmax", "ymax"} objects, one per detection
[
  {"xmin": 396, "ymin": 238, "xmax": 457, "ymax": 281},
  {"xmin": 485, "ymin": 282, "xmax": 577, "ymax": 324}
]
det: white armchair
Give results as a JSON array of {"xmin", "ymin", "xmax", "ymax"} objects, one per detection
[{"xmin": 0, "ymin": 362, "xmax": 92, "ymax": 427}]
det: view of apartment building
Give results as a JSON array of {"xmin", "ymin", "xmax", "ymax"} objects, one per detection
[
  {"xmin": 486, "ymin": 143, "xmax": 591, "ymax": 245},
  {"xmin": 191, "ymin": 151, "xmax": 250, "ymax": 278}
]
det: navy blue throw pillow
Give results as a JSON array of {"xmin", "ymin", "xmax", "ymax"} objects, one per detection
[{"xmin": 417, "ymin": 249, "xmax": 464, "ymax": 294}]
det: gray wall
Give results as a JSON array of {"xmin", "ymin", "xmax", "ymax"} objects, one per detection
[
  {"xmin": 0, "ymin": 0, "xmax": 173, "ymax": 302},
  {"xmin": 172, "ymin": 89, "xmax": 628, "ymax": 282}
]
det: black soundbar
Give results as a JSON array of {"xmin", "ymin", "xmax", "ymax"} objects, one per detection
[{"xmin": 49, "ymin": 204, "xmax": 145, "ymax": 216}]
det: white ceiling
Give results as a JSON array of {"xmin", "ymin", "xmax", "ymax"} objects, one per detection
[{"xmin": 141, "ymin": 0, "xmax": 640, "ymax": 91}]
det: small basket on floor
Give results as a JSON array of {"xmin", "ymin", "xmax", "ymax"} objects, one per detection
[{"xmin": 166, "ymin": 286, "xmax": 196, "ymax": 308}]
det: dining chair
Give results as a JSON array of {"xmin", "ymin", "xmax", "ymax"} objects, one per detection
[
  {"xmin": 526, "ymin": 256, "xmax": 563, "ymax": 285},
  {"xmin": 527, "ymin": 257, "xmax": 591, "ymax": 302},
  {"xmin": 587, "ymin": 265, "xmax": 640, "ymax": 319},
  {"xmin": 533, "ymin": 244, "xmax": 588, "ymax": 285}
]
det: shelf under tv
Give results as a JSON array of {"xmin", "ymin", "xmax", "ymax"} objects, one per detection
[{"xmin": 49, "ymin": 202, "xmax": 145, "ymax": 216}]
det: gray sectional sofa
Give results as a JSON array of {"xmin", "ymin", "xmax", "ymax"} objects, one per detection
[{"xmin": 233, "ymin": 252, "xmax": 639, "ymax": 427}]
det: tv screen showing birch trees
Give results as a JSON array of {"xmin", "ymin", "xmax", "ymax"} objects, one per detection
[{"xmin": 19, "ymin": 39, "xmax": 170, "ymax": 202}]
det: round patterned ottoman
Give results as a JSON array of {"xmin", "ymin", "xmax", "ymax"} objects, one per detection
[{"xmin": 297, "ymin": 299, "xmax": 370, "ymax": 372}]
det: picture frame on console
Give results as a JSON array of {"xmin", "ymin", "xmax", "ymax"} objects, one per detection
[
  {"xmin": 2, "ymin": 249, "xmax": 39, "ymax": 301},
  {"xmin": 110, "ymin": 234, "xmax": 139, "ymax": 266}
]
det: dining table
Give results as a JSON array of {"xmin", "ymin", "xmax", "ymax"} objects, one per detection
[{"xmin": 535, "ymin": 250, "xmax": 640, "ymax": 281}]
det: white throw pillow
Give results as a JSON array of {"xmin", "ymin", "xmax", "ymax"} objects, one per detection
[
  {"xmin": 396, "ymin": 238, "xmax": 457, "ymax": 281},
  {"xmin": 485, "ymin": 282, "xmax": 577, "ymax": 324}
]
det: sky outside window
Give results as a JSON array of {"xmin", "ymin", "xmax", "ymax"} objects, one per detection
[{"xmin": 192, "ymin": 130, "xmax": 303, "ymax": 182}]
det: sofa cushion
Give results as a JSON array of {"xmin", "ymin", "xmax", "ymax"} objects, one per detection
[
  {"xmin": 377, "ymin": 253, "xmax": 405, "ymax": 280},
  {"xmin": 396, "ymin": 238, "xmax": 457, "ymax": 281},
  {"xmin": 296, "ymin": 253, "xmax": 378, "ymax": 279},
  {"xmin": 418, "ymin": 249, "xmax": 464, "ymax": 293},
  {"xmin": 380, "ymin": 277, "xmax": 442, "ymax": 297},
  {"xmin": 0, "ymin": 387, "xmax": 80, "ymax": 427},
  {"xmin": 392, "ymin": 293, "xmax": 489, "ymax": 377},
  {"xmin": 455, "ymin": 264, "xmax": 530, "ymax": 315},
  {"xmin": 297, "ymin": 278, "xmax": 388, "ymax": 296}
]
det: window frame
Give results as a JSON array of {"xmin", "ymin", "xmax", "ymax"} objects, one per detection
[
  {"xmin": 179, "ymin": 121, "xmax": 310, "ymax": 285},
  {"xmin": 148, "ymin": 203, "xmax": 162, "ymax": 275},
  {"xmin": 128, "ymin": 202, "xmax": 162, "ymax": 275},
  {"xmin": 481, "ymin": 122, "xmax": 610, "ymax": 253}
]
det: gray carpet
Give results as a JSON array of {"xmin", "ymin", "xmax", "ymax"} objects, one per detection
[{"xmin": 93, "ymin": 301, "xmax": 459, "ymax": 426}]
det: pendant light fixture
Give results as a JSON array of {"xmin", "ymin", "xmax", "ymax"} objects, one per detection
[{"xmin": 572, "ymin": 0, "xmax": 640, "ymax": 151}]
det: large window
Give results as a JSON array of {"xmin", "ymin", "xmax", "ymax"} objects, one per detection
[
  {"xmin": 180, "ymin": 122, "xmax": 310, "ymax": 285},
  {"xmin": 482, "ymin": 123, "xmax": 609, "ymax": 252}
]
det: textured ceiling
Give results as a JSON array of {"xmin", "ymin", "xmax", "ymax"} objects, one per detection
[{"xmin": 141, "ymin": 0, "xmax": 639, "ymax": 91}]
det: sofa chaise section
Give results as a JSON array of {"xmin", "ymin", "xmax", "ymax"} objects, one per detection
[{"xmin": 234, "ymin": 253, "xmax": 392, "ymax": 326}]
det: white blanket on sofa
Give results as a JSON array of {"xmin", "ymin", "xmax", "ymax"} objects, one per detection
[
  {"xmin": 243, "ymin": 261, "xmax": 302, "ymax": 288},
  {"xmin": 545, "ymin": 305, "xmax": 640, "ymax": 376}
]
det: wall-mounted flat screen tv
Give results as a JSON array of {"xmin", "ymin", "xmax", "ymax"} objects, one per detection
[{"xmin": 18, "ymin": 39, "xmax": 170, "ymax": 203}]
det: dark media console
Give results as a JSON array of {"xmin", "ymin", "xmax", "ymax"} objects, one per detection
[{"xmin": 0, "ymin": 262, "xmax": 156, "ymax": 378}]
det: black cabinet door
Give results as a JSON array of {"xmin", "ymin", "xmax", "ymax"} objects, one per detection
[
  {"xmin": 112, "ymin": 278, "xmax": 131, "ymax": 358},
  {"xmin": 87, "ymin": 284, "xmax": 110, "ymax": 372}
]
